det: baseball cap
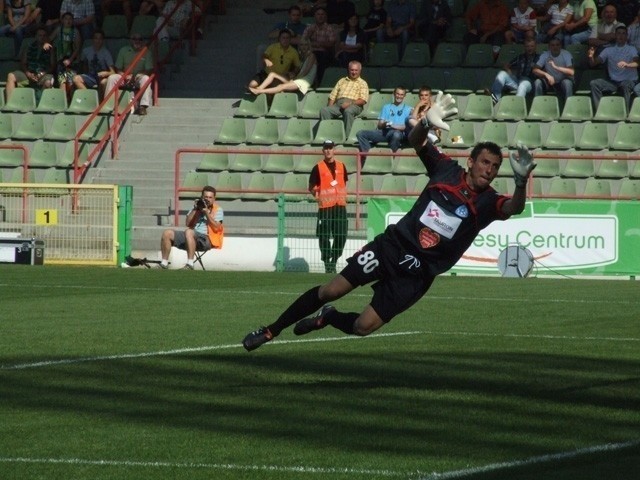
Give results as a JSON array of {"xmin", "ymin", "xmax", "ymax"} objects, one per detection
[{"xmin": 322, "ymin": 140, "xmax": 335, "ymax": 149}]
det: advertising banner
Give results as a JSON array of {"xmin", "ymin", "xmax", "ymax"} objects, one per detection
[{"xmin": 368, "ymin": 199, "xmax": 640, "ymax": 277}]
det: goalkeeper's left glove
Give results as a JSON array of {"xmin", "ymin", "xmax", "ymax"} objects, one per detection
[
  {"xmin": 423, "ymin": 91, "xmax": 458, "ymax": 131},
  {"xmin": 509, "ymin": 143, "xmax": 537, "ymax": 188}
]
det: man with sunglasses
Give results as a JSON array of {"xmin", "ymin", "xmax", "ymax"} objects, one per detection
[{"xmin": 249, "ymin": 29, "xmax": 301, "ymax": 90}]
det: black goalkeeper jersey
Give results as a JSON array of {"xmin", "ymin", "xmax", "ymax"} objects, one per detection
[{"xmin": 387, "ymin": 143, "xmax": 510, "ymax": 277}]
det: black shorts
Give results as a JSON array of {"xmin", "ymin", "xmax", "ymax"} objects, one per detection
[{"xmin": 340, "ymin": 233, "xmax": 435, "ymax": 323}]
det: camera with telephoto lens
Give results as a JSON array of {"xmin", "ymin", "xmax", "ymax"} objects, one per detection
[{"xmin": 195, "ymin": 197, "xmax": 211, "ymax": 209}]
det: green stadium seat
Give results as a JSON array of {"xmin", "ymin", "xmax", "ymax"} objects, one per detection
[
  {"xmin": 527, "ymin": 95, "xmax": 560, "ymax": 122},
  {"xmin": 3, "ymin": 87, "xmax": 36, "ymax": 112},
  {"xmin": 565, "ymin": 43, "xmax": 589, "ymax": 70},
  {"xmin": 299, "ymin": 91, "xmax": 328, "ymax": 118},
  {"xmin": 263, "ymin": 151, "xmax": 295, "ymax": 172},
  {"xmin": 575, "ymin": 68, "xmax": 606, "ymax": 95},
  {"xmin": 361, "ymin": 147, "xmax": 394, "ymax": 174},
  {"xmin": 431, "ymin": 42, "xmax": 464, "ymax": 67},
  {"xmin": 561, "ymin": 156, "xmax": 595, "ymax": 178},
  {"xmin": 294, "ymin": 149, "xmax": 319, "ymax": 172},
  {"xmin": 460, "ymin": 94, "xmax": 493, "ymax": 120},
  {"xmin": 130, "ymin": 15, "xmax": 156, "ymax": 38},
  {"xmin": 475, "ymin": 67, "xmax": 500, "ymax": 95},
  {"xmin": 348, "ymin": 174, "xmax": 376, "ymax": 200},
  {"xmin": 368, "ymin": 42, "xmax": 400, "ymax": 67},
  {"xmin": 312, "ymin": 119, "xmax": 346, "ymax": 145},
  {"xmin": 362, "ymin": 66, "xmax": 382, "ymax": 91},
  {"xmin": 531, "ymin": 177, "xmax": 545, "ymax": 196},
  {"xmin": 412, "ymin": 175, "xmax": 428, "ymax": 193},
  {"xmin": 0, "ymin": 37, "xmax": 14, "ymax": 60},
  {"xmin": 444, "ymin": 17, "xmax": 466, "ymax": 42},
  {"xmin": 180, "ymin": 171, "xmax": 209, "ymax": 198},
  {"xmin": 6, "ymin": 166, "xmax": 36, "ymax": 190},
  {"xmin": 198, "ymin": 148, "xmax": 230, "ymax": 171},
  {"xmin": 317, "ymin": 66, "xmax": 345, "ymax": 92},
  {"xmin": 379, "ymin": 175, "xmax": 409, "ymax": 196},
  {"xmin": 280, "ymin": 118, "xmax": 314, "ymax": 145},
  {"xmin": 102, "ymin": 14, "xmax": 129, "ymax": 38},
  {"xmin": 441, "ymin": 67, "xmax": 477, "ymax": 95},
  {"xmin": 575, "ymin": 122, "xmax": 609, "ymax": 150},
  {"xmin": 495, "ymin": 44, "xmax": 524, "ymax": 66},
  {"xmin": 479, "ymin": 120, "xmax": 510, "ymax": 145},
  {"xmin": 280, "ymin": 173, "xmax": 310, "ymax": 201},
  {"xmin": 242, "ymin": 172, "xmax": 276, "ymax": 201},
  {"xmin": 441, "ymin": 119, "xmax": 478, "ymax": 148},
  {"xmin": 511, "ymin": 121, "xmax": 543, "ymax": 148},
  {"xmin": 583, "ymin": 177, "xmax": 611, "ymax": 197},
  {"xmin": 617, "ymin": 178, "xmax": 640, "ymax": 198},
  {"xmin": 216, "ymin": 118, "xmax": 247, "ymax": 144},
  {"xmin": 463, "ymin": 43, "xmax": 495, "ymax": 68},
  {"xmin": 78, "ymin": 115, "xmax": 109, "ymax": 142},
  {"xmin": 378, "ymin": 67, "xmax": 414, "ymax": 92},
  {"xmin": 58, "ymin": 141, "xmax": 89, "ymax": 168},
  {"xmin": 28, "ymin": 140, "xmax": 59, "ymax": 168},
  {"xmin": 0, "ymin": 113, "xmax": 13, "ymax": 139},
  {"xmin": 609, "ymin": 123, "xmax": 640, "ymax": 150},
  {"xmin": 12, "ymin": 113, "xmax": 46, "ymax": 140},
  {"xmin": 246, "ymin": 117, "xmax": 280, "ymax": 145},
  {"xmin": 548, "ymin": 176, "xmax": 577, "ymax": 196},
  {"xmin": 412, "ymin": 67, "xmax": 445, "ymax": 92},
  {"xmin": 398, "ymin": 42, "xmax": 431, "ymax": 67},
  {"xmin": 531, "ymin": 151, "xmax": 561, "ymax": 177},
  {"xmin": 345, "ymin": 118, "xmax": 377, "ymax": 145},
  {"xmin": 490, "ymin": 177, "xmax": 510, "ymax": 194},
  {"xmin": 235, "ymin": 93, "xmax": 268, "ymax": 118},
  {"xmin": 40, "ymin": 167, "xmax": 70, "ymax": 188},
  {"xmin": 267, "ymin": 92, "xmax": 299, "ymax": 118},
  {"xmin": 630, "ymin": 160, "xmax": 640, "ymax": 178},
  {"xmin": 627, "ymin": 97, "xmax": 640, "ymax": 122},
  {"xmin": 336, "ymin": 145, "xmax": 359, "ymax": 172},
  {"xmin": 593, "ymin": 96, "xmax": 627, "ymax": 122},
  {"xmin": 100, "ymin": 90, "xmax": 131, "ymax": 115},
  {"xmin": 361, "ymin": 91, "xmax": 387, "ymax": 119},
  {"xmin": 214, "ymin": 171, "xmax": 243, "ymax": 200},
  {"xmin": 0, "ymin": 140, "xmax": 26, "ymax": 166},
  {"xmin": 229, "ymin": 149, "xmax": 263, "ymax": 172},
  {"xmin": 560, "ymin": 95, "xmax": 593, "ymax": 122},
  {"xmin": 35, "ymin": 88, "xmax": 68, "ymax": 113},
  {"xmin": 595, "ymin": 158, "xmax": 629, "ymax": 178},
  {"xmin": 542, "ymin": 122, "xmax": 575, "ymax": 149},
  {"xmin": 393, "ymin": 154, "xmax": 424, "ymax": 175},
  {"xmin": 494, "ymin": 95, "xmax": 527, "ymax": 121}
]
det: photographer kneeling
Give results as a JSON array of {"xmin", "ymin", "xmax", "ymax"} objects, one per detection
[{"xmin": 160, "ymin": 186, "xmax": 224, "ymax": 270}]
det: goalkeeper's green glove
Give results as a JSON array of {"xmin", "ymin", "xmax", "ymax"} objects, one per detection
[
  {"xmin": 423, "ymin": 91, "xmax": 458, "ymax": 131},
  {"xmin": 509, "ymin": 143, "xmax": 537, "ymax": 188}
]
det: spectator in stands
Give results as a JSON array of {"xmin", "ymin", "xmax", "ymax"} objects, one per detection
[
  {"xmin": 249, "ymin": 29, "xmax": 301, "ymax": 90},
  {"xmin": 60, "ymin": 0, "xmax": 96, "ymax": 40},
  {"xmin": 405, "ymin": 85, "xmax": 440, "ymax": 143},
  {"xmin": 627, "ymin": 4, "xmax": 640, "ymax": 48},
  {"xmin": 362, "ymin": 0, "xmax": 387, "ymax": 47},
  {"xmin": 47, "ymin": 11, "xmax": 82, "ymax": 101},
  {"xmin": 564, "ymin": 0, "xmax": 597, "ymax": 45},
  {"xmin": 588, "ymin": 25, "xmax": 640, "ymax": 109},
  {"xmin": 241, "ymin": 97, "xmax": 537, "ymax": 354},
  {"xmin": 589, "ymin": 3, "xmax": 624, "ymax": 51},
  {"xmin": 505, "ymin": 0, "xmax": 538, "ymax": 44},
  {"xmin": 101, "ymin": 0, "xmax": 133, "ymax": 30},
  {"xmin": 326, "ymin": 0, "xmax": 356, "ymax": 30},
  {"xmin": 537, "ymin": 0, "xmax": 573, "ymax": 44},
  {"xmin": 335, "ymin": 13, "xmax": 365, "ymax": 67},
  {"xmin": 105, "ymin": 32, "xmax": 153, "ymax": 115},
  {"xmin": 160, "ymin": 186, "xmax": 224, "ymax": 270},
  {"xmin": 28, "ymin": 0, "xmax": 63, "ymax": 34},
  {"xmin": 155, "ymin": 0, "xmax": 200, "ymax": 42},
  {"xmin": 73, "ymin": 29, "xmax": 114, "ymax": 99},
  {"xmin": 531, "ymin": 0, "xmax": 553, "ymax": 16},
  {"xmin": 267, "ymin": 4, "xmax": 307, "ymax": 47},
  {"xmin": 139, "ymin": 0, "xmax": 166, "ymax": 16},
  {"xmin": 0, "ymin": 0, "xmax": 34, "ymax": 57},
  {"xmin": 302, "ymin": 6, "xmax": 337, "ymax": 83},
  {"xmin": 249, "ymin": 38, "xmax": 317, "ymax": 95},
  {"xmin": 320, "ymin": 60, "xmax": 369, "ymax": 139},
  {"xmin": 464, "ymin": 0, "xmax": 510, "ymax": 47},
  {"xmin": 532, "ymin": 36, "xmax": 575, "ymax": 106},
  {"xmin": 356, "ymin": 86, "xmax": 412, "ymax": 160},
  {"xmin": 5, "ymin": 26, "xmax": 55, "ymax": 102},
  {"xmin": 487, "ymin": 37, "xmax": 540, "ymax": 104},
  {"xmin": 612, "ymin": 0, "xmax": 638, "ymax": 27},
  {"xmin": 416, "ymin": 0, "xmax": 452, "ymax": 56},
  {"xmin": 385, "ymin": 0, "xmax": 417, "ymax": 59},
  {"xmin": 309, "ymin": 139, "xmax": 349, "ymax": 274}
]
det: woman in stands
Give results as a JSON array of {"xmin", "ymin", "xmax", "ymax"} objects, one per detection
[{"xmin": 249, "ymin": 38, "xmax": 317, "ymax": 96}]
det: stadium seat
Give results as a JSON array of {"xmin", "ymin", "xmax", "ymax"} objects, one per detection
[
  {"xmin": 130, "ymin": 15, "xmax": 156, "ymax": 38},
  {"xmin": 215, "ymin": 118, "xmax": 247, "ymax": 144},
  {"xmin": 12, "ymin": 113, "xmax": 46, "ymax": 140},
  {"xmin": 399, "ymin": 43, "xmax": 431, "ymax": 67},
  {"xmin": 560, "ymin": 95, "xmax": 593, "ymax": 122},
  {"xmin": 494, "ymin": 96, "xmax": 527, "ymax": 121},
  {"xmin": 0, "ymin": 140, "xmax": 26, "ymax": 167},
  {"xmin": 58, "ymin": 141, "xmax": 89, "ymax": 168},
  {"xmin": 379, "ymin": 175, "xmax": 409, "ymax": 196},
  {"xmin": 67, "ymin": 89, "xmax": 100, "ymax": 114},
  {"xmin": 35, "ymin": 88, "xmax": 68, "ymax": 113},
  {"xmin": 361, "ymin": 147, "xmax": 394, "ymax": 174},
  {"xmin": 348, "ymin": 174, "xmax": 376, "ymax": 199},
  {"xmin": 440, "ymin": 67, "xmax": 477, "ymax": 95},
  {"xmin": 460, "ymin": 94, "xmax": 494, "ymax": 120},
  {"xmin": 490, "ymin": 177, "xmax": 510, "ymax": 194},
  {"xmin": 2, "ymin": 88, "xmax": 36, "ymax": 112},
  {"xmin": 0, "ymin": 37, "xmax": 14, "ymax": 60},
  {"xmin": 412, "ymin": 67, "xmax": 445, "ymax": 92},
  {"xmin": 527, "ymin": 96, "xmax": 560, "ymax": 122},
  {"xmin": 78, "ymin": 115, "xmax": 109, "ymax": 142},
  {"xmin": 574, "ymin": 68, "xmax": 606, "ymax": 95},
  {"xmin": 235, "ymin": 94, "xmax": 268, "ymax": 118},
  {"xmin": 336, "ymin": 145, "xmax": 359, "ymax": 172},
  {"xmin": 495, "ymin": 44, "xmax": 524, "ymax": 66},
  {"xmin": 0, "ymin": 114, "xmax": 13, "ymax": 140},
  {"xmin": 198, "ymin": 148, "xmax": 229, "ymax": 171},
  {"xmin": 431, "ymin": 42, "xmax": 464, "ymax": 67},
  {"xmin": 575, "ymin": 122, "xmax": 609, "ymax": 150},
  {"xmin": 630, "ymin": 160, "xmax": 640, "ymax": 178},
  {"xmin": 378, "ymin": 67, "xmax": 414, "ymax": 92},
  {"xmin": 548, "ymin": 177, "xmax": 577, "ymax": 196},
  {"xmin": 317, "ymin": 67, "xmax": 345, "ymax": 92},
  {"xmin": 565, "ymin": 43, "xmax": 589, "ymax": 70},
  {"xmin": 412, "ymin": 175, "xmax": 428, "ymax": 193},
  {"xmin": 609, "ymin": 123, "xmax": 640, "ymax": 150},
  {"xmin": 102, "ymin": 14, "xmax": 129, "ymax": 38},
  {"xmin": 362, "ymin": 66, "xmax": 382, "ymax": 91},
  {"xmin": 617, "ymin": 178, "xmax": 640, "ymax": 198},
  {"xmin": 6, "ymin": 166, "xmax": 36, "ymax": 188},
  {"xmin": 263, "ymin": 151, "xmax": 295, "ymax": 172},
  {"xmin": 29, "ymin": 140, "xmax": 59, "ymax": 168},
  {"xmin": 100, "ymin": 90, "xmax": 131, "ymax": 115},
  {"xmin": 463, "ymin": 43, "xmax": 495, "ymax": 68},
  {"xmin": 479, "ymin": 120, "xmax": 510, "ymax": 145},
  {"xmin": 45, "ymin": 114, "xmax": 77, "ymax": 141},
  {"xmin": 312, "ymin": 119, "xmax": 346, "ymax": 145},
  {"xmin": 368, "ymin": 42, "xmax": 400, "ymax": 67},
  {"xmin": 180, "ymin": 171, "xmax": 209, "ymax": 198},
  {"xmin": 393, "ymin": 155, "xmax": 425, "ymax": 175},
  {"xmin": 280, "ymin": 173, "xmax": 310, "ymax": 201},
  {"xmin": 511, "ymin": 121, "xmax": 542, "ymax": 148},
  {"xmin": 299, "ymin": 91, "xmax": 328, "ymax": 118},
  {"xmin": 444, "ymin": 17, "xmax": 466, "ymax": 42},
  {"xmin": 361, "ymin": 91, "xmax": 387, "ymax": 119},
  {"xmin": 627, "ymin": 97, "xmax": 640, "ymax": 122},
  {"xmin": 246, "ymin": 117, "xmax": 280, "ymax": 145},
  {"xmin": 561, "ymin": 156, "xmax": 595, "ymax": 178},
  {"xmin": 214, "ymin": 171, "xmax": 243, "ymax": 200},
  {"xmin": 583, "ymin": 177, "xmax": 611, "ymax": 198},
  {"xmin": 345, "ymin": 118, "xmax": 377, "ymax": 145},
  {"xmin": 531, "ymin": 152, "xmax": 561, "ymax": 177},
  {"xmin": 441, "ymin": 119, "xmax": 477, "ymax": 148},
  {"xmin": 242, "ymin": 172, "xmax": 276, "ymax": 201},
  {"xmin": 280, "ymin": 119, "xmax": 314, "ymax": 145},
  {"xmin": 41, "ymin": 167, "xmax": 70, "ymax": 185},
  {"xmin": 267, "ymin": 92, "xmax": 299, "ymax": 118},
  {"xmin": 593, "ymin": 96, "xmax": 627, "ymax": 122},
  {"xmin": 531, "ymin": 177, "xmax": 545, "ymax": 196},
  {"xmin": 294, "ymin": 149, "xmax": 319, "ymax": 172},
  {"xmin": 229, "ymin": 149, "xmax": 263, "ymax": 172},
  {"xmin": 542, "ymin": 122, "xmax": 575, "ymax": 149},
  {"xmin": 475, "ymin": 67, "xmax": 500, "ymax": 95},
  {"xmin": 595, "ymin": 158, "xmax": 629, "ymax": 178}
]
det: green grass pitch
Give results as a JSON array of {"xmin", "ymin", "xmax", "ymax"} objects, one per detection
[{"xmin": 0, "ymin": 266, "xmax": 638, "ymax": 479}]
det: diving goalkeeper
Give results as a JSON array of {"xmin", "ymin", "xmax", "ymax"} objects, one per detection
[{"xmin": 242, "ymin": 92, "xmax": 536, "ymax": 351}]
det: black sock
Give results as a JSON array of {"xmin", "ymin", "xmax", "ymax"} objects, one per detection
[
  {"xmin": 267, "ymin": 286, "xmax": 322, "ymax": 336},
  {"xmin": 326, "ymin": 311, "xmax": 358, "ymax": 335}
]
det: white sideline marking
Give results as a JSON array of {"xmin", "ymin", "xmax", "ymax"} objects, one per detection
[
  {"xmin": 421, "ymin": 439, "xmax": 640, "ymax": 479},
  {"xmin": 2, "ymin": 330, "xmax": 638, "ymax": 371},
  {"xmin": 0, "ymin": 283, "xmax": 638, "ymax": 305},
  {"xmin": 0, "ymin": 456, "xmax": 410, "ymax": 477}
]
